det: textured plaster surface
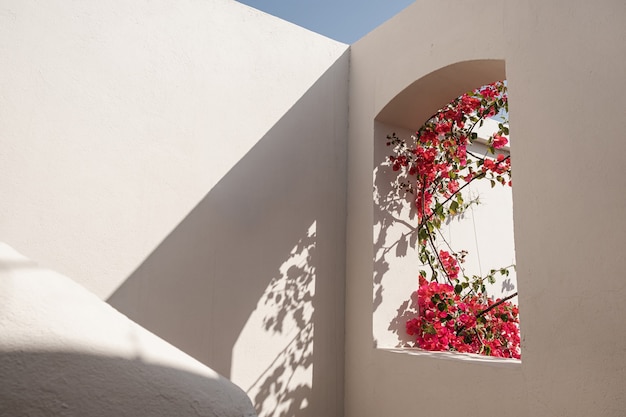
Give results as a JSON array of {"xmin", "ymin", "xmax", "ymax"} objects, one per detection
[
  {"xmin": 0, "ymin": 243, "xmax": 256, "ymax": 417},
  {"xmin": 2, "ymin": 0, "xmax": 626, "ymax": 416},
  {"xmin": 505, "ymin": 1, "xmax": 626, "ymax": 415},
  {"xmin": 346, "ymin": 0, "xmax": 626, "ymax": 416},
  {"xmin": 0, "ymin": 2, "xmax": 348, "ymax": 415},
  {"xmin": 345, "ymin": 1, "xmax": 525, "ymax": 416},
  {"xmin": 0, "ymin": 0, "xmax": 347, "ymax": 300}
]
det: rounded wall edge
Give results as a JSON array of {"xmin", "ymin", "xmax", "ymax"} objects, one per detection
[{"xmin": 0, "ymin": 243, "xmax": 256, "ymax": 417}]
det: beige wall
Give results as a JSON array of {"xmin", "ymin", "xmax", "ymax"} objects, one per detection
[
  {"xmin": 108, "ymin": 55, "xmax": 349, "ymax": 417},
  {"xmin": 346, "ymin": 1, "xmax": 523, "ymax": 416},
  {"xmin": 506, "ymin": 1, "xmax": 626, "ymax": 415},
  {"xmin": 2, "ymin": 0, "xmax": 626, "ymax": 416},
  {"xmin": 0, "ymin": 0, "xmax": 347, "ymax": 301},
  {"xmin": 0, "ymin": 1, "xmax": 348, "ymax": 416},
  {"xmin": 347, "ymin": 0, "xmax": 626, "ymax": 416}
]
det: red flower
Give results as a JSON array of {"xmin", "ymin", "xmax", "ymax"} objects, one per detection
[
  {"xmin": 493, "ymin": 134, "xmax": 508, "ymax": 149},
  {"xmin": 439, "ymin": 250, "xmax": 460, "ymax": 280}
]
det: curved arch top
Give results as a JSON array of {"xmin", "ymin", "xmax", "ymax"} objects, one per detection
[
  {"xmin": 376, "ymin": 59, "xmax": 506, "ymax": 131},
  {"xmin": 348, "ymin": 0, "xmax": 507, "ymax": 132}
]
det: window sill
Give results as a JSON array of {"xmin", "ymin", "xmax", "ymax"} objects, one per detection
[{"xmin": 377, "ymin": 347, "xmax": 522, "ymax": 367}]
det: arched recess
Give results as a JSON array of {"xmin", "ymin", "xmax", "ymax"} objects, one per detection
[
  {"xmin": 377, "ymin": 60, "xmax": 505, "ymax": 130},
  {"xmin": 372, "ymin": 59, "xmax": 518, "ymax": 351}
]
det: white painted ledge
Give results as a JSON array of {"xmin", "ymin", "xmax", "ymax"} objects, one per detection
[
  {"xmin": 0, "ymin": 243, "xmax": 256, "ymax": 417},
  {"xmin": 378, "ymin": 347, "xmax": 522, "ymax": 367}
]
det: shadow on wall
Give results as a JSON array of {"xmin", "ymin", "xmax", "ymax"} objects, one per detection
[
  {"xmin": 108, "ymin": 51, "xmax": 349, "ymax": 417},
  {"xmin": 0, "ymin": 351, "xmax": 255, "ymax": 416},
  {"xmin": 372, "ymin": 121, "xmax": 420, "ymax": 348},
  {"xmin": 240, "ymin": 221, "xmax": 316, "ymax": 417}
]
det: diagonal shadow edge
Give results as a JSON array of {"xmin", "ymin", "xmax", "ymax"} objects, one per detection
[{"xmin": 107, "ymin": 49, "xmax": 349, "ymax": 417}]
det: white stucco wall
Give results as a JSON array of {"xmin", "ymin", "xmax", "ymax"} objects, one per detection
[
  {"xmin": 347, "ymin": 1, "xmax": 626, "ymax": 416},
  {"xmin": 346, "ymin": 1, "xmax": 527, "ymax": 416},
  {"xmin": 0, "ymin": 0, "xmax": 347, "ymax": 300},
  {"xmin": 505, "ymin": 1, "xmax": 626, "ymax": 415},
  {"xmin": 0, "ymin": 243, "xmax": 256, "ymax": 417},
  {"xmin": 0, "ymin": 1, "xmax": 348, "ymax": 416},
  {"xmin": 3, "ymin": 0, "xmax": 626, "ymax": 416}
]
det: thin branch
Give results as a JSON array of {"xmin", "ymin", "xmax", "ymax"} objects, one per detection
[
  {"xmin": 418, "ymin": 171, "xmax": 486, "ymax": 231},
  {"xmin": 427, "ymin": 231, "xmax": 453, "ymax": 286},
  {"xmin": 434, "ymin": 227, "xmax": 468, "ymax": 279},
  {"xmin": 476, "ymin": 292, "xmax": 518, "ymax": 319},
  {"xmin": 420, "ymin": 183, "xmax": 438, "ymax": 280},
  {"xmin": 456, "ymin": 291, "xmax": 518, "ymax": 335}
]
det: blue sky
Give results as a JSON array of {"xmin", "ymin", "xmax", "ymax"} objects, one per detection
[{"xmin": 235, "ymin": 0, "xmax": 415, "ymax": 44}]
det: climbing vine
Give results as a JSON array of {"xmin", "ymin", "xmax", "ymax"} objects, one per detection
[{"xmin": 386, "ymin": 81, "xmax": 520, "ymax": 358}]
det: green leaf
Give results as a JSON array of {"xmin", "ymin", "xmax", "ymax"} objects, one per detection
[
  {"xmin": 449, "ymin": 201, "xmax": 459, "ymax": 214},
  {"xmin": 455, "ymin": 284, "xmax": 463, "ymax": 295},
  {"xmin": 419, "ymin": 252, "xmax": 428, "ymax": 264},
  {"xmin": 490, "ymin": 180, "xmax": 496, "ymax": 188}
]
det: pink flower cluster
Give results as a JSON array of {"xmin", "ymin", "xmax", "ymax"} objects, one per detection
[
  {"xmin": 439, "ymin": 250, "xmax": 459, "ymax": 280},
  {"xmin": 385, "ymin": 81, "xmax": 511, "ymax": 224},
  {"xmin": 386, "ymin": 81, "xmax": 520, "ymax": 359},
  {"xmin": 406, "ymin": 276, "xmax": 521, "ymax": 359}
]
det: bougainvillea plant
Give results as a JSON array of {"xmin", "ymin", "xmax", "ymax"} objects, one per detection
[{"xmin": 386, "ymin": 81, "xmax": 520, "ymax": 359}]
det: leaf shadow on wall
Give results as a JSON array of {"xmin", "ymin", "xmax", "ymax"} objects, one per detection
[
  {"xmin": 372, "ymin": 122, "xmax": 419, "ymax": 348},
  {"xmin": 242, "ymin": 226, "xmax": 316, "ymax": 417},
  {"xmin": 107, "ymin": 50, "xmax": 348, "ymax": 417}
]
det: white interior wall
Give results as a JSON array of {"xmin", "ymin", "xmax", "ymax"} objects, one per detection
[
  {"xmin": 0, "ymin": 1, "xmax": 349, "ymax": 416},
  {"xmin": 0, "ymin": 0, "xmax": 347, "ymax": 300}
]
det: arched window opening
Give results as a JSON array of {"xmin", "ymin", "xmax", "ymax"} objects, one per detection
[{"xmin": 373, "ymin": 63, "xmax": 520, "ymax": 360}]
